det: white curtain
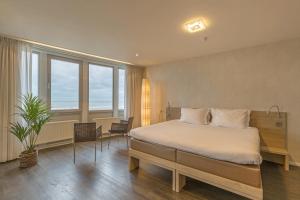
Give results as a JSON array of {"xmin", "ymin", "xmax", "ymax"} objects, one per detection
[
  {"xmin": 125, "ymin": 66, "xmax": 144, "ymax": 128},
  {"xmin": 0, "ymin": 37, "xmax": 32, "ymax": 162}
]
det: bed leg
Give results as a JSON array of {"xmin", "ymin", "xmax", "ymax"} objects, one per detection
[
  {"xmin": 255, "ymin": 187, "xmax": 264, "ymax": 200},
  {"xmin": 175, "ymin": 172, "xmax": 186, "ymax": 192},
  {"xmin": 129, "ymin": 156, "xmax": 139, "ymax": 171},
  {"xmin": 284, "ymin": 155, "xmax": 289, "ymax": 171},
  {"xmin": 172, "ymin": 170, "xmax": 176, "ymax": 191}
]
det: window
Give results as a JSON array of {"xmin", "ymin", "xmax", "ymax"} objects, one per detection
[
  {"xmin": 31, "ymin": 53, "xmax": 39, "ymax": 96},
  {"xmin": 42, "ymin": 51, "xmax": 126, "ymax": 114},
  {"xmin": 89, "ymin": 64, "xmax": 113, "ymax": 110},
  {"xmin": 119, "ymin": 68, "xmax": 125, "ymax": 110},
  {"xmin": 50, "ymin": 58, "xmax": 80, "ymax": 110}
]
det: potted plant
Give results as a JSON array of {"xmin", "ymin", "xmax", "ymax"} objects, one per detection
[{"xmin": 10, "ymin": 94, "xmax": 52, "ymax": 168}]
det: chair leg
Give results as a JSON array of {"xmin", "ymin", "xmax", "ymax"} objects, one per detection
[
  {"xmin": 95, "ymin": 141, "xmax": 97, "ymax": 162},
  {"xmin": 108, "ymin": 132, "xmax": 111, "ymax": 149},
  {"xmin": 126, "ymin": 134, "xmax": 129, "ymax": 149},
  {"xmin": 124, "ymin": 133, "xmax": 126, "ymax": 148},
  {"xmin": 100, "ymin": 134, "xmax": 103, "ymax": 152},
  {"xmin": 73, "ymin": 143, "xmax": 76, "ymax": 164}
]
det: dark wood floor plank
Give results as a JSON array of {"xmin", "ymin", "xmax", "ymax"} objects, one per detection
[{"xmin": 1, "ymin": 136, "xmax": 299, "ymax": 200}]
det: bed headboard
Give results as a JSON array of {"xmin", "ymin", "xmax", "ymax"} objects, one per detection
[{"xmin": 166, "ymin": 107, "xmax": 287, "ymax": 149}]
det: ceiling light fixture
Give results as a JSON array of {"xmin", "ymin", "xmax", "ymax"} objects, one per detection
[
  {"xmin": 136, "ymin": 53, "xmax": 139, "ymax": 57},
  {"xmin": 183, "ymin": 18, "xmax": 207, "ymax": 33}
]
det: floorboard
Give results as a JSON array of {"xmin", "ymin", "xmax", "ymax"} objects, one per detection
[{"xmin": 0, "ymin": 136, "xmax": 299, "ymax": 200}]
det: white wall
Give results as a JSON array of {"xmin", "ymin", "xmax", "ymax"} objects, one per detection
[{"xmin": 146, "ymin": 38, "xmax": 300, "ymax": 164}]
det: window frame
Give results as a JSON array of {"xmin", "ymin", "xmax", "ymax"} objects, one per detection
[
  {"xmin": 31, "ymin": 51, "xmax": 40, "ymax": 97},
  {"xmin": 88, "ymin": 62, "xmax": 114, "ymax": 112},
  {"xmin": 118, "ymin": 66, "xmax": 126, "ymax": 111},
  {"xmin": 47, "ymin": 55, "xmax": 83, "ymax": 113}
]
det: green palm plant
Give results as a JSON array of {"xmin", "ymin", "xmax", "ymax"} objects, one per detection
[{"xmin": 10, "ymin": 93, "xmax": 52, "ymax": 153}]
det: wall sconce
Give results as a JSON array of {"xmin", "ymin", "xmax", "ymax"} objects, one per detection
[
  {"xmin": 267, "ymin": 105, "xmax": 281, "ymax": 118},
  {"xmin": 141, "ymin": 78, "xmax": 151, "ymax": 126}
]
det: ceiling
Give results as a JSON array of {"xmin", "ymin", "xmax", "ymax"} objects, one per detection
[{"xmin": 1, "ymin": 0, "xmax": 300, "ymax": 66}]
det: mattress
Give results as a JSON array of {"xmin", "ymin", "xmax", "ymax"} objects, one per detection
[
  {"xmin": 130, "ymin": 139, "xmax": 261, "ymax": 187},
  {"xmin": 130, "ymin": 120, "xmax": 262, "ymax": 165}
]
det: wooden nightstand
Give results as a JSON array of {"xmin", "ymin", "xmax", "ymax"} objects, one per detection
[
  {"xmin": 261, "ymin": 146, "xmax": 289, "ymax": 171},
  {"xmin": 250, "ymin": 111, "xmax": 289, "ymax": 171}
]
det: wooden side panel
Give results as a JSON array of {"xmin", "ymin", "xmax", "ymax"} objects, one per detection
[
  {"xmin": 250, "ymin": 111, "xmax": 287, "ymax": 149},
  {"xmin": 129, "ymin": 149, "xmax": 177, "ymax": 191},
  {"xmin": 261, "ymin": 152, "xmax": 284, "ymax": 164},
  {"xmin": 176, "ymin": 163, "xmax": 263, "ymax": 200}
]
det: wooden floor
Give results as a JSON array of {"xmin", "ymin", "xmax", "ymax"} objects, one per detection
[{"xmin": 1, "ymin": 137, "xmax": 299, "ymax": 200}]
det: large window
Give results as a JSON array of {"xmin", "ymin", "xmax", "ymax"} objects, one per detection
[
  {"xmin": 119, "ymin": 68, "xmax": 125, "ymax": 110},
  {"xmin": 50, "ymin": 57, "xmax": 80, "ymax": 111},
  {"xmin": 31, "ymin": 53, "xmax": 39, "ymax": 96},
  {"xmin": 89, "ymin": 64, "xmax": 113, "ymax": 110},
  {"xmin": 44, "ymin": 52, "xmax": 126, "ymax": 114}
]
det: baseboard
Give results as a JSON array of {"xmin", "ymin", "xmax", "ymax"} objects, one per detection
[
  {"xmin": 36, "ymin": 134, "xmax": 122, "ymax": 150},
  {"xmin": 36, "ymin": 138, "xmax": 73, "ymax": 150}
]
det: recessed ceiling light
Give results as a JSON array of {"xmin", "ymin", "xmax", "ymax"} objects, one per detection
[
  {"xmin": 136, "ymin": 53, "xmax": 139, "ymax": 57},
  {"xmin": 183, "ymin": 18, "xmax": 206, "ymax": 33}
]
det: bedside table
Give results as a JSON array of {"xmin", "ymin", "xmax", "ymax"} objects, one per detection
[
  {"xmin": 261, "ymin": 146, "xmax": 289, "ymax": 171},
  {"xmin": 250, "ymin": 111, "xmax": 288, "ymax": 171}
]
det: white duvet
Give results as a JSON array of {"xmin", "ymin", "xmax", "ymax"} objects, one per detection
[{"xmin": 130, "ymin": 120, "xmax": 262, "ymax": 165}]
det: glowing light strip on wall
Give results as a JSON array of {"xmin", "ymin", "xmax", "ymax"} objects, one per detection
[
  {"xmin": 1, "ymin": 33, "xmax": 133, "ymax": 65},
  {"xmin": 141, "ymin": 78, "xmax": 151, "ymax": 126}
]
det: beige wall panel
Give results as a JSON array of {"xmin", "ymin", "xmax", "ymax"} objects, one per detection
[{"xmin": 146, "ymin": 38, "xmax": 300, "ymax": 164}]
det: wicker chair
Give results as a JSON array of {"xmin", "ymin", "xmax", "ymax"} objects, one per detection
[
  {"xmin": 73, "ymin": 122, "xmax": 102, "ymax": 163},
  {"xmin": 108, "ymin": 117, "xmax": 134, "ymax": 148}
]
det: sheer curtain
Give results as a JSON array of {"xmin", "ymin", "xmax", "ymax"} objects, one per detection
[
  {"xmin": 0, "ymin": 37, "xmax": 32, "ymax": 162},
  {"xmin": 125, "ymin": 66, "xmax": 144, "ymax": 128}
]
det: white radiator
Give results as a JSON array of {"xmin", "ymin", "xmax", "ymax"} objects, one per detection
[
  {"xmin": 93, "ymin": 117, "xmax": 120, "ymax": 133},
  {"xmin": 37, "ymin": 120, "xmax": 79, "ymax": 145}
]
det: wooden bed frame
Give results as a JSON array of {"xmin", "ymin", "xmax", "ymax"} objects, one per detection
[
  {"xmin": 128, "ymin": 107, "xmax": 288, "ymax": 200},
  {"xmin": 129, "ymin": 148, "xmax": 263, "ymax": 199},
  {"xmin": 129, "ymin": 149, "xmax": 177, "ymax": 191}
]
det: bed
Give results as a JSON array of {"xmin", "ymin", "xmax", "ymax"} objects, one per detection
[
  {"xmin": 130, "ymin": 120, "xmax": 262, "ymax": 165},
  {"xmin": 128, "ymin": 108, "xmax": 267, "ymax": 200},
  {"xmin": 128, "ymin": 107, "xmax": 287, "ymax": 199},
  {"xmin": 129, "ymin": 120, "xmax": 263, "ymax": 199}
]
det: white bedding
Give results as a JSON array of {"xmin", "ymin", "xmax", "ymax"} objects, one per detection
[{"xmin": 130, "ymin": 120, "xmax": 262, "ymax": 165}]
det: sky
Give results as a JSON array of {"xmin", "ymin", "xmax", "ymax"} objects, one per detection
[{"xmin": 47, "ymin": 59, "xmax": 124, "ymax": 110}]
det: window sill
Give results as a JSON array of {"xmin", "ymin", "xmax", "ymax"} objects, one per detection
[
  {"xmin": 88, "ymin": 110, "xmax": 113, "ymax": 113},
  {"xmin": 51, "ymin": 109, "xmax": 81, "ymax": 114}
]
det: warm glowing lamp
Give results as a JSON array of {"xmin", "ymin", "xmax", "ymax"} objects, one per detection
[
  {"xmin": 141, "ymin": 78, "xmax": 151, "ymax": 126},
  {"xmin": 183, "ymin": 18, "xmax": 207, "ymax": 33}
]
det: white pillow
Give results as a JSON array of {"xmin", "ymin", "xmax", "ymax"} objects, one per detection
[
  {"xmin": 180, "ymin": 108, "xmax": 209, "ymax": 125},
  {"xmin": 210, "ymin": 108, "xmax": 250, "ymax": 128}
]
